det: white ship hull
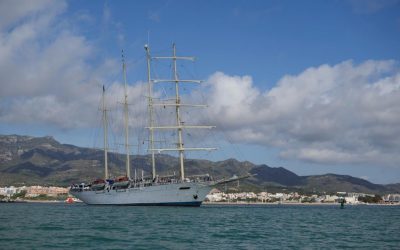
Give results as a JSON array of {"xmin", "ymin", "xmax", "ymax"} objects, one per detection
[{"xmin": 70, "ymin": 182, "xmax": 213, "ymax": 206}]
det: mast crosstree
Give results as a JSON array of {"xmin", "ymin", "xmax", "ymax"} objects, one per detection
[{"xmin": 145, "ymin": 43, "xmax": 216, "ymax": 181}]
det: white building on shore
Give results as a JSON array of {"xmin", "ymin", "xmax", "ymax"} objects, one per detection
[
  {"xmin": 383, "ymin": 194, "xmax": 400, "ymax": 203},
  {"xmin": 26, "ymin": 186, "xmax": 69, "ymax": 197},
  {"xmin": 0, "ymin": 186, "xmax": 27, "ymax": 197}
]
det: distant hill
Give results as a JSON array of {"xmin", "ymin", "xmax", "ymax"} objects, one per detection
[{"xmin": 0, "ymin": 134, "xmax": 398, "ymax": 194}]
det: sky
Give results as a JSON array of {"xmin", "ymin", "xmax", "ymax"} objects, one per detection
[{"xmin": 1, "ymin": 0, "xmax": 400, "ymax": 184}]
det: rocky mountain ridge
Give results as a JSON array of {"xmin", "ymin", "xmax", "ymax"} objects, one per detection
[{"xmin": 0, "ymin": 134, "xmax": 399, "ymax": 194}]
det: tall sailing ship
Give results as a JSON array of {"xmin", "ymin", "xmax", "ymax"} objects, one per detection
[{"xmin": 70, "ymin": 44, "xmax": 244, "ymax": 206}]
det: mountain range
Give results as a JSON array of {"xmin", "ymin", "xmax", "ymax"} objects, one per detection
[{"xmin": 1, "ymin": 134, "xmax": 399, "ymax": 194}]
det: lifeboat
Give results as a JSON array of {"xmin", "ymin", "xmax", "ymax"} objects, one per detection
[
  {"xmin": 113, "ymin": 176, "xmax": 130, "ymax": 188},
  {"xmin": 91, "ymin": 179, "xmax": 106, "ymax": 190}
]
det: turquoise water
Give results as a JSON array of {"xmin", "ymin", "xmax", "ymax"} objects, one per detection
[{"xmin": 0, "ymin": 203, "xmax": 399, "ymax": 249}]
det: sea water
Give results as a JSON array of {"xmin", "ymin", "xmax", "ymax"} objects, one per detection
[{"xmin": 0, "ymin": 203, "xmax": 399, "ymax": 249}]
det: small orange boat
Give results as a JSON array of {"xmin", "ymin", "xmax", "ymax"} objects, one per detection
[{"xmin": 65, "ymin": 197, "xmax": 74, "ymax": 203}]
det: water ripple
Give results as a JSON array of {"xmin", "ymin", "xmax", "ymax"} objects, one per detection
[{"xmin": 0, "ymin": 203, "xmax": 399, "ymax": 249}]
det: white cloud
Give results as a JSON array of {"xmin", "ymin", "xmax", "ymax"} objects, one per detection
[
  {"xmin": 2, "ymin": 1, "xmax": 400, "ymax": 169},
  {"xmin": 100, "ymin": 2, "xmax": 126, "ymax": 47},
  {"xmin": 0, "ymin": 0, "xmax": 65, "ymax": 30},
  {"xmin": 348, "ymin": 0, "xmax": 400, "ymax": 14},
  {"xmin": 206, "ymin": 72, "xmax": 260, "ymax": 127},
  {"xmin": 0, "ymin": 0, "xmax": 143, "ymax": 130},
  {"xmin": 148, "ymin": 11, "xmax": 160, "ymax": 22},
  {"xmin": 204, "ymin": 60, "xmax": 400, "ymax": 167}
]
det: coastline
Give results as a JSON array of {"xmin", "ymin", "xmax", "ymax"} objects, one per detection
[
  {"xmin": 0, "ymin": 199, "xmax": 64, "ymax": 203},
  {"xmin": 24, "ymin": 200, "xmax": 64, "ymax": 203},
  {"xmin": 2, "ymin": 200, "xmax": 399, "ymax": 206},
  {"xmin": 204, "ymin": 201, "xmax": 339, "ymax": 206},
  {"xmin": 203, "ymin": 201, "xmax": 400, "ymax": 206}
]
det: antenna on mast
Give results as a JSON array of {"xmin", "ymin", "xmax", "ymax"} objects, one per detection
[{"xmin": 147, "ymin": 30, "xmax": 150, "ymax": 47}]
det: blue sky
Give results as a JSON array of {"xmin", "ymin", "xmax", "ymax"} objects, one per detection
[{"xmin": 1, "ymin": 0, "xmax": 400, "ymax": 184}]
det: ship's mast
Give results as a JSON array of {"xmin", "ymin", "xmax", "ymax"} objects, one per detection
[
  {"xmin": 122, "ymin": 51, "xmax": 131, "ymax": 179},
  {"xmin": 172, "ymin": 43, "xmax": 185, "ymax": 181},
  {"xmin": 145, "ymin": 45, "xmax": 156, "ymax": 180},
  {"xmin": 147, "ymin": 44, "xmax": 217, "ymax": 182},
  {"xmin": 102, "ymin": 85, "xmax": 109, "ymax": 180}
]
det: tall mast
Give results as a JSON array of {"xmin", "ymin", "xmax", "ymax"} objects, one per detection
[
  {"xmin": 102, "ymin": 85, "xmax": 109, "ymax": 180},
  {"xmin": 172, "ymin": 43, "xmax": 185, "ymax": 181},
  {"xmin": 122, "ymin": 50, "xmax": 131, "ymax": 179},
  {"xmin": 145, "ymin": 44, "xmax": 156, "ymax": 180},
  {"xmin": 147, "ymin": 44, "xmax": 217, "ymax": 182}
]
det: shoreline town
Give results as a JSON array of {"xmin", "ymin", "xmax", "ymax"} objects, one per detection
[{"xmin": 1, "ymin": 185, "xmax": 400, "ymax": 205}]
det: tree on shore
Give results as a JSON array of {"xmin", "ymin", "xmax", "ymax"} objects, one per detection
[
  {"xmin": 358, "ymin": 195, "xmax": 382, "ymax": 203},
  {"xmin": 11, "ymin": 190, "xmax": 27, "ymax": 199}
]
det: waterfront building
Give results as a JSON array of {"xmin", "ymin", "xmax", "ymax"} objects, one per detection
[
  {"xmin": 0, "ymin": 186, "xmax": 16, "ymax": 196},
  {"xmin": 26, "ymin": 186, "xmax": 69, "ymax": 197},
  {"xmin": 322, "ymin": 195, "xmax": 339, "ymax": 203},
  {"xmin": 206, "ymin": 192, "xmax": 224, "ymax": 202},
  {"xmin": 345, "ymin": 196, "xmax": 359, "ymax": 204},
  {"xmin": 383, "ymin": 194, "xmax": 400, "ymax": 203},
  {"xmin": 0, "ymin": 186, "xmax": 26, "ymax": 197}
]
